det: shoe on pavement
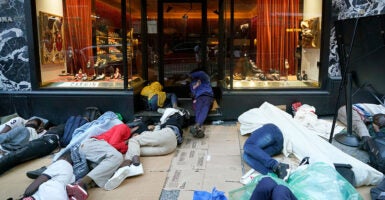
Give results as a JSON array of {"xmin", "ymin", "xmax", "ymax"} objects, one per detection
[
  {"xmin": 274, "ymin": 162, "xmax": 291, "ymax": 181},
  {"xmin": 66, "ymin": 183, "xmax": 88, "ymax": 200},
  {"xmin": 104, "ymin": 164, "xmax": 144, "ymax": 191},
  {"xmin": 26, "ymin": 166, "xmax": 47, "ymax": 179},
  {"xmin": 157, "ymin": 108, "xmax": 165, "ymax": 114},
  {"xmin": 192, "ymin": 126, "xmax": 205, "ymax": 138}
]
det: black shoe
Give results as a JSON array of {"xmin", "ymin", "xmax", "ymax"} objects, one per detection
[
  {"xmin": 358, "ymin": 136, "xmax": 370, "ymax": 151},
  {"xmin": 26, "ymin": 166, "xmax": 47, "ymax": 179},
  {"xmin": 194, "ymin": 127, "xmax": 205, "ymax": 138},
  {"xmin": 299, "ymin": 157, "xmax": 310, "ymax": 166},
  {"xmin": 190, "ymin": 125, "xmax": 205, "ymax": 138},
  {"xmin": 274, "ymin": 163, "xmax": 290, "ymax": 181}
]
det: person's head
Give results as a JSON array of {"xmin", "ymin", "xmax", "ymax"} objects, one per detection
[
  {"xmin": 373, "ymin": 114, "xmax": 385, "ymax": 128},
  {"xmin": 25, "ymin": 118, "xmax": 44, "ymax": 132},
  {"xmin": 128, "ymin": 116, "xmax": 154, "ymax": 135}
]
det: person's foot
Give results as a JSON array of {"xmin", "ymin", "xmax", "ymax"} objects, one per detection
[
  {"xmin": 274, "ymin": 163, "xmax": 291, "ymax": 181},
  {"xmin": 157, "ymin": 108, "xmax": 165, "ymax": 114},
  {"xmin": 26, "ymin": 166, "xmax": 47, "ymax": 179},
  {"xmin": 299, "ymin": 157, "xmax": 310, "ymax": 166},
  {"xmin": 189, "ymin": 125, "xmax": 197, "ymax": 135},
  {"xmin": 104, "ymin": 164, "xmax": 144, "ymax": 191},
  {"xmin": 132, "ymin": 155, "xmax": 140, "ymax": 166},
  {"xmin": 66, "ymin": 183, "xmax": 88, "ymax": 200},
  {"xmin": 358, "ymin": 136, "xmax": 371, "ymax": 151},
  {"xmin": 192, "ymin": 125, "xmax": 205, "ymax": 138}
]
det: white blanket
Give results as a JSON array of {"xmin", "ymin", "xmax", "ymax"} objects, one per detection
[{"xmin": 238, "ymin": 102, "xmax": 383, "ymax": 187}]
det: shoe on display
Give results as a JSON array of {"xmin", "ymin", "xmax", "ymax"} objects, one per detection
[
  {"xmin": 26, "ymin": 166, "xmax": 47, "ymax": 179},
  {"xmin": 95, "ymin": 73, "xmax": 105, "ymax": 80},
  {"xmin": 104, "ymin": 164, "xmax": 144, "ymax": 191},
  {"xmin": 86, "ymin": 60, "xmax": 91, "ymax": 69}
]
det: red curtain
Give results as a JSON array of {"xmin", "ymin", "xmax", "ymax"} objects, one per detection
[
  {"xmin": 254, "ymin": 0, "xmax": 300, "ymax": 76},
  {"xmin": 64, "ymin": 0, "xmax": 93, "ymax": 75}
]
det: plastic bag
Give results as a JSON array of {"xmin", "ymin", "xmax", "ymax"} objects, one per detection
[
  {"xmin": 193, "ymin": 187, "xmax": 227, "ymax": 200},
  {"xmin": 229, "ymin": 162, "xmax": 363, "ymax": 200},
  {"xmin": 288, "ymin": 162, "xmax": 362, "ymax": 200}
]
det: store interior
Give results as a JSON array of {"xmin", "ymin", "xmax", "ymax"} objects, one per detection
[{"xmin": 35, "ymin": 0, "xmax": 322, "ymax": 89}]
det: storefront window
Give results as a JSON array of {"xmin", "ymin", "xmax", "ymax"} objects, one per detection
[
  {"xmin": 35, "ymin": 0, "xmax": 139, "ymax": 89},
  {"xmin": 224, "ymin": 0, "xmax": 322, "ymax": 89}
]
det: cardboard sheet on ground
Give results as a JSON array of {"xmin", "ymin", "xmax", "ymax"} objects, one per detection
[{"xmin": 238, "ymin": 101, "xmax": 383, "ymax": 187}]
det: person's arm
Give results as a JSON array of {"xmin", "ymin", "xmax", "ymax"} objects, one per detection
[
  {"xmin": 1, "ymin": 117, "xmax": 26, "ymax": 133},
  {"xmin": 0, "ymin": 125, "xmax": 11, "ymax": 133},
  {"xmin": 23, "ymin": 174, "xmax": 50, "ymax": 197}
]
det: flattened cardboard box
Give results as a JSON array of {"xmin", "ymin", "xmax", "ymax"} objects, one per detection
[
  {"xmin": 164, "ymin": 169, "xmax": 205, "ymax": 190},
  {"xmin": 171, "ymin": 148, "xmax": 208, "ymax": 170},
  {"xmin": 179, "ymin": 137, "xmax": 209, "ymax": 149}
]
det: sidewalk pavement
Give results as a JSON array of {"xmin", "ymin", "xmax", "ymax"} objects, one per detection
[{"xmin": 0, "ymin": 121, "xmax": 373, "ymax": 199}]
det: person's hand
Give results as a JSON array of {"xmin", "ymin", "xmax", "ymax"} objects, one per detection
[
  {"xmin": 373, "ymin": 122, "xmax": 381, "ymax": 133},
  {"xmin": 373, "ymin": 114, "xmax": 385, "ymax": 132},
  {"xmin": 192, "ymin": 80, "xmax": 201, "ymax": 90},
  {"xmin": 148, "ymin": 125, "xmax": 155, "ymax": 131}
]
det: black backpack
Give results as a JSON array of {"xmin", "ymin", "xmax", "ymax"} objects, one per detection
[
  {"xmin": 60, "ymin": 115, "xmax": 88, "ymax": 147},
  {"xmin": 82, "ymin": 107, "xmax": 102, "ymax": 122}
]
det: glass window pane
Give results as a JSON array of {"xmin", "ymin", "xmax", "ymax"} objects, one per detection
[
  {"xmin": 224, "ymin": 0, "xmax": 321, "ymax": 89},
  {"xmin": 35, "ymin": 0, "xmax": 136, "ymax": 89}
]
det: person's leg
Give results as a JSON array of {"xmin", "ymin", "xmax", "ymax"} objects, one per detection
[
  {"xmin": 168, "ymin": 93, "xmax": 179, "ymax": 108},
  {"xmin": 250, "ymin": 177, "xmax": 277, "ymax": 200},
  {"xmin": 0, "ymin": 127, "xmax": 30, "ymax": 151},
  {"xmin": 1, "ymin": 134, "xmax": 58, "ymax": 175},
  {"xmin": 338, "ymin": 105, "xmax": 370, "ymax": 138},
  {"xmin": 271, "ymin": 185, "xmax": 297, "ymax": 200},
  {"xmin": 139, "ymin": 128, "xmax": 177, "ymax": 156},
  {"xmin": 125, "ymin": 128, "xmax": 177, "ymax": 161},
  {"xmin": 243, "ymin": 124, "xmax": 282, "ymax": 174},
  {"xmin": 148, "ymin": 94, "xmax": 159, "ymax": 111},
  {"xmin": 260, "ymin": 124, "xmax": 284, "ymax": 156},
  {"xmin": 194, "ymin": 95, "xmax": 213, "ymax": 126},
  {"xmin": 79, "ymin": 138, "xmax": 123, "ymax": 189}
]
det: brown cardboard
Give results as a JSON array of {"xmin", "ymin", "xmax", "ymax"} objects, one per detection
[{"xmin": 164, "ymin": 169, "xmax": 205, "ymax": 190}]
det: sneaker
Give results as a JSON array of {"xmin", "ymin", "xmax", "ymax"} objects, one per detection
[
  {"xmin": 66, "ymin": 184, "xmax": 88, "ymax": 200},
  {"xmin": 299, "ymin": 157, "xmax": 310, "ymax": 166},
  {"xmin": 189, "ymin": 125, "xmax": 197, "ymax": 135},
  {"xmin": 274, "ymin": 163, "xmax": 291, "ymax": 181},
  {"xmin": 157, "ymin": 108, "xmax": 165, "ymax": 114},
  {"xmin": 26, "ymin": 166, "xmax": 47, "ymax": 179},
  {"xmin": 358, "ymin": 136, "xmax": 370, "ymax": 151},
  {"xmin": 240, "ymin": 169, "xmax": 259, "ymax": 185},
  {"xmin": 132, "ymin": 155, "xmax": 140, "ymax": 166},
  {"xmin": 104, "ymin": 164, "xmax": 144, "ymax": 191},
  {"xmin": 193, "ymin": 127, "xmax": 205, "ymax": 138}
]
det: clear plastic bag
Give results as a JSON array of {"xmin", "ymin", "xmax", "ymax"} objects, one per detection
[{"xmin": 288, "ymin": 162, "xmax": 363, "ymax": 200}]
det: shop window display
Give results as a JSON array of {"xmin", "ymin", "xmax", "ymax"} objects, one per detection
[
  {"xmin": 224, "ymin": 0, "xmax": 322, "ymax": 89},
  {"xmin": 34, "ymin": 0, "xmax": 322, "ymax": 90},
  {"xmin": 35, "ymin": 0, "xmax": 141, "ymax": 89}
]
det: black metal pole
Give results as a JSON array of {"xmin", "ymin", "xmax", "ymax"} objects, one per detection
[{"xmin": 329, "ymin": 18, "xmax": 360, "ymax": 143}]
